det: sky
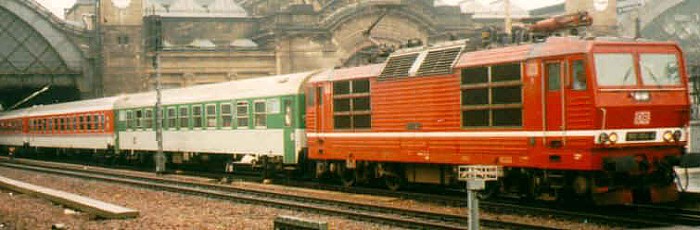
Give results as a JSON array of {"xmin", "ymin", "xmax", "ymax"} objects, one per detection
[{"xmin": 36, "ymin": 0, "xmax": 564, "ymax": 19}]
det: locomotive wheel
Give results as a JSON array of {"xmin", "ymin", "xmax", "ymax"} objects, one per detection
[
  {"xmin": 339, "ymin": 167, "xmax": 356, "ymax": 188},
  {"xmin": 384, "ymin": 174, "xmax": 404, "ymax": 191},
  {"xmin": 477, "ymin": 181, "xmax": 500, "ymax": 199}
]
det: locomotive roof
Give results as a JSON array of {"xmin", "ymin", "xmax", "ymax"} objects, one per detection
[
  {"xmin": 309, "ymin": 64, "xmax": 385, "ymax": 83},
  {"xmin": 116, "ymin": 71, "xmax": 316, "ymax": 109},
  {"xmin": 27, "ymin": 96, "xmax": 123, "ymax": 117},
  {"xmin": 455, "ymin": 36, "xmax": 681, "ymax": 68}
]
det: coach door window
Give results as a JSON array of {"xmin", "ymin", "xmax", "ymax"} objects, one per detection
[
  {"xmin": 333, "ymin": 79, "xmax": 371, "ymax": 129},
  {"xmin": 461, "ymin": 63, "xmax": 523, "ymax": 127}
]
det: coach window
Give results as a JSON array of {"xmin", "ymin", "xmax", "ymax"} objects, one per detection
[
  {"xmin": 333, "ymin": 79, "xmax": 371, "ymax": 129},
  {"xmin": 221, "ymin": 103, "xmax": 233, "ymax": 127},
  {"xmin": 206, "ymin": 104, "xmax": 217, "ymax": 128},
  {"xmin": 179, "ymin": 107, "xmax": 190, "ymax": 129},
  {"xmin": 192, "ymin": 105, "xmax": 203, "ymax": 128},
  {"xmin": 144, "ymin": 109, "xmax": 154, "ymax": 129},
  {"xmin": 167, "ymin": 107, "xmax": 176, "ymax": 129},
  {"xmin": 135, "ymin": 110, "xmax": 143, "ymax": 128},
  {"xmin": 94, "ymin": 115, "xmax": 101, "ymax": 130},
  {"xmin": 237, "ymin": 101, "xmax": 249, "ymax": 128},
  {"xmin": 126, "ymin": 111, "xmax": 134, "ymax": 129},
  {"xmin": 254, "ymin": 100, "xmax": 267, "ymax": 128},
  {"xmin": 461, "ymin": 63, "xmax": 522, "ymax": 127}
]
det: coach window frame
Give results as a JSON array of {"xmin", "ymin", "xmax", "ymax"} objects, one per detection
[
  {"xmin": 254, "ymin": 100, "xmax": 267, "ymax": 128},
  {"xmin": 179, "ymin": 106, "xmax": 190, "ymax": 130},
  {"xmin": 220, "ymin": 102, "xmax": 233, "ymax": 129},
  {"xmin": 144, "ymin": 109, "xmax": 154, "ymax": 130},
  {"xmin": 236, "ymin": 101, "xmax": 250, "ymax": 129},
  {"xmin": 460, "ymin": 62, "xmax": 523, "ymax": 128},
  {"xmin": 192, "ymin": 105, "xmax": 203, "ymax": 129},
  {"xmin": 166, "ymin": 107, "xmax": 177, "ymax": 130},
  {"xmin": 205, "ymin": 103, "xmax": 217, "ymax": 129}
]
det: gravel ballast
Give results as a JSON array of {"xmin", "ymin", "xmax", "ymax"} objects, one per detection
[{"xmin": 0, "ymin": 167, "xmax": 396, "ymax": 230}]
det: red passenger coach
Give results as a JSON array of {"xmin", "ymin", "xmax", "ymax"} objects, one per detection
[{"xmin": 306, "ymin": 37, "xmax": 690, "ymax": 205}]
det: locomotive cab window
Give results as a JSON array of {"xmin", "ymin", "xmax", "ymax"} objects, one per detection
[
  {"xmin": 461, "ymin": 63, "xmax": 523, "ymax": 127},
  {"xmin": 333, "ymin": 79, "xmax": 371, "ymax": 129},
  {"xmin": 571, "ymin": 60, "xmax": 587, "ymax": 90}
]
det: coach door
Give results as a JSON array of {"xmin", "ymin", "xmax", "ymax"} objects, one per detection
[{"xmin": 544, "ymin": 60, "xmax": 566, "ymax": 147}]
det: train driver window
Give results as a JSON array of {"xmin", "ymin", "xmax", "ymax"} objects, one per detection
[
  {"xmin": 571, "ymin": 60, "xmax": 587, "ymax": 90},
  {"xmin": 546, "ymin": 63, "xmax": 561, "ymax": 91}
]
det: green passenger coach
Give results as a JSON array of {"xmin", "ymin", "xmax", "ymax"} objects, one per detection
[{"xmin": 113, "ymin": 71, "xmax": 315, "ymax": 170}]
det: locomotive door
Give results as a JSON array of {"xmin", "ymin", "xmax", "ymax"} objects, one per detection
[{"xmin": 544, "ymin": 60, "xmax": 566, "ymax": 146}]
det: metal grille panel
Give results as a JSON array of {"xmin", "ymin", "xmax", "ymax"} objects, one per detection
[
  {"xmin": 0, "ymin": 7, "xmax": 69, "ymax": 74},
  {"xmin": 416, "ymin": 47, "xmax": 462, "ymax": 76},
  {"xmin": 379, "ymin": 54, "xmax": 419, "ymax": 79}
]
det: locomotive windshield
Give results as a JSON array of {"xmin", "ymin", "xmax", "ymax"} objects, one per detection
[
  {"xmin": 594, "ymin": 53, "xmax": 637, "ymax": 86},
  {"xmin": 639, "ymin": 54, "xmax": 680, "ymax": 86},
  {"xmin": 594, "ymin": 53, "xmax": 681, "ymax": 87}
]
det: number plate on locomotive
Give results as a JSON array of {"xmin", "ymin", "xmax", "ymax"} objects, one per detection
[{"xmin": 625, "ymin": 132, "xmax": 656, "ymax": 141}]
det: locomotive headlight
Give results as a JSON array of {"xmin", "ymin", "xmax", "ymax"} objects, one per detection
[
  {"xmin": 663, "ymin": 131, "xmax": 674, "ymax": 142},
  {"xmin": 673, "ymin": 130, "xmax": 682, "ymax": 142},
  {"xmin": 608, "ymin": 132, "xmax": 619, "ymax": 143},
  {"xmin": 632, "ymin": 91, "xmax": 650, "ymax": 101},
  {"xmin": 599, "ymin": 133, "xmax": 609, "ymax": 144}
]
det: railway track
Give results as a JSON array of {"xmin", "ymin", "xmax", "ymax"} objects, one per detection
[
  {"xmin": 0, "ymin": 160, "xmax": 557, "ymax": 230},
  {"xmin": 2, "ymin": 157, "xmax": 699, "ymax": 229}
]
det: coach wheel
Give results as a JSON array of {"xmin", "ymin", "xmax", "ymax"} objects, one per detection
[{"xmin": 339, "ymin": 166, "xmax": 356, "ymax": 188}]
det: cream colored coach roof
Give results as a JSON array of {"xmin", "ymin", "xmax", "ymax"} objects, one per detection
[
  {"xmin": 115, "ymin": 71, "xmax": 318, "ymax": 109},
  {"xmin": 28, "ymin": 96, "xmax": 122, "ymax": 117},
  {"xmin": 0, "ymin": 107, "xmax": 32, "ymax": 120}
]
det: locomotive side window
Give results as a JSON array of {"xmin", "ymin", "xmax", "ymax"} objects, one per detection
[
  {"xmin": 206, "ymin": 104, "xmax": 217, "ymax": 128},
  {"xmin": 192, "ymin": 105, "xmax": 203, "ymax": 128},
  {"xmin": 594, "ymin": 53, "xmax": 637, "ymax": 86},
  {"xmin": 237, "ymin": 101, "xmax": 249, "ymax": 128},
  {"xmin": 221, "ymin": 103, "xmax": 233, "ymax": 127},
  {"xmin": 571, "ymin": 60, "xmax": 587, "ymax": 90},
  {"xmin": 546, "ymin": 63, "xmax": 561, "ymax": 91},
  {"xmin": 179, "ymin": 107, "xmax": 189, "ymax": 129},
  {"xmin": 461, "ymin": 63, "xmax": 522, "ymax": 127},
  {"xmin": 254, "ymin": 101, "xmax": 267, "ymax": 128},
  {"xmin": 333, "ymin": 79, "xmax": 371, "ymax": 129}
]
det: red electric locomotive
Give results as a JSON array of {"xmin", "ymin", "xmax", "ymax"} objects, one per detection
[{"xmin": 305, "ymin": 36, "xmax": 690, "ymax": 205}]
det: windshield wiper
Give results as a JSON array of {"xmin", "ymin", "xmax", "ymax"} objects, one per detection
[{"xmin": 642, "ymin": 64, "xmax": 662, "ymax": 88}]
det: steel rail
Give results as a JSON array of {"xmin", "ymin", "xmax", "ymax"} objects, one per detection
[{"xmin": 0, "ymin": 161, "xmax": 557, "ymax": 230}]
